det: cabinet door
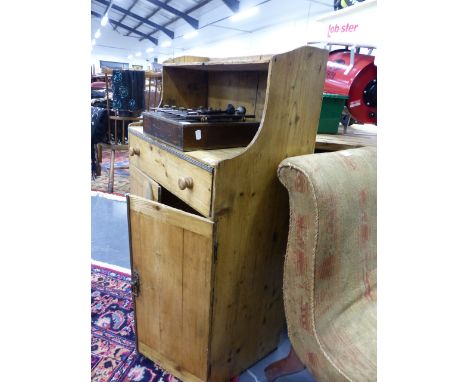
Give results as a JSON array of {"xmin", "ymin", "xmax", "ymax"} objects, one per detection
[
  {"xmin": 127, "ymin": 194, "xmax": 214, "ymax": 382},
  {"xmin": 129, "ymin": 164, "xmax": 161, "ymax": 202}
]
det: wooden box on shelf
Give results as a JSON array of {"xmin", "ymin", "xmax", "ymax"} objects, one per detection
[
  {"xmin": 126, "ymin": 46, "xmax": 327, "ymax": 382},
  {"xmin": 142, "ymin": 111, "xmax": 259, "ymax": 151}
]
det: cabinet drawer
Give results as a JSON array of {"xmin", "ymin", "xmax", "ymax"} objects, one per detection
[
  {"xmin": 129, "ymin": 164, "xmax": 161, "ymax": 202},
  {"xmin": 129, "ymin": 131, "xmax": 213, "ymax": 217}
]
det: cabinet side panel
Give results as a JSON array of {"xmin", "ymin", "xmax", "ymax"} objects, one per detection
[
  {"xmin": 209, "ymin": 46, "xmax": 328, "ymax": 380},
  {"xmin": 207, "ymin": 71, "xmax": 268, "ymax": 119},
  {"xmin": 162, "ymin": 67, "xmax": 208, "ymax": 108}
]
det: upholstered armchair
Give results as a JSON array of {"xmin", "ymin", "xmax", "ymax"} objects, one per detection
[{"xmin": 266, "ymin": 147, "xmax": 377, "ymax": 381}]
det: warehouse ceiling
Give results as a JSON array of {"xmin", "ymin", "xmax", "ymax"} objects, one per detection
[{"xmin": 91, "ymin": 0, "xmax": 333, "ymax": 60}]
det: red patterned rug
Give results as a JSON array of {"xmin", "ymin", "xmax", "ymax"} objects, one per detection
[
  {"xmin": 91, "ymin": 264, "xmax": 180, "ymax": 382},
  {"xmin": 91, "ymin": 149, "xmax": 130, "ymax": 196}
]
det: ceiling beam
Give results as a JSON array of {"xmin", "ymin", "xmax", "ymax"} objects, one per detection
[
  {"xmin": 114, "ymin": 0, "xmax": 139, "ymax": 31},
  {"xmin": 144, "ymin": 0, "xmax": 199, "ymax": 29},
  {"xmin": 221, "ymin": 0, "xmax": 239, "ymax": 12},
  {"xmin": 94, "ymin": 0, "xmax": 175, "ymax": 38},
  {"xmin": 125, "ymin": 6, "xmax": 162, "ymax": 37},
  {"xmin": 91, "ymin": 10, "xmax": 158, "ymax": 45},
  {"xmin": 138, "ymin": 0, "xmax": 212, "ymax": 42},
  {"xmin": 103, "ymin": 0, "xmax": 115, "ymax": 14},
  {"xmin": 162, "ymin": 0, "xmax": 212, "ymax": 29}
]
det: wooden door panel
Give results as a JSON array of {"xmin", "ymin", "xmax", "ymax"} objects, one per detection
[
  {"xmin": 127, "ymin": 194, "xmax": 214, "ymax": 381},
  {"xmin": 129, "ymin": 164, "xmax": 161, "ymax": 202}
]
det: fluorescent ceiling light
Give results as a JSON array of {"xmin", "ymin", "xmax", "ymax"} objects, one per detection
[
  {"xmin": 135, "ymin": 52, "xmax": 142, "ymax": 57},
  {"xmin": 230, "ymin": 7, "xmax": 259, "ymax": 22},
  {"xmin": 94, "ymin": 29, "xmax": 101, "ymax": 39},
  {"xmin": 161, "ymin": 40, "xmax": 172, "ymax": 48},
  {"xmin": 145, "ymin": 47, "xmax": 154, "ymax": 53},
  {"xmin": 183, "ymin": 30, "xmax": 198, "ymax": 39},
  {"xmin": 100, "ymin": 14, "xmax": 109, "ymax": 27},
  {"xmin": 128, "ymin": 54, "xmax": 133, "ymax": 59},
  {"xmin": 91, "ymin": 39, "xmax": 96, "ymax": 46}
]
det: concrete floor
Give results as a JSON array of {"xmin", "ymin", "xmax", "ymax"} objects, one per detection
[
  {"xmin": 91, "ymin": 192, "xmax": 315, "ymax": 382},
  {"xmin": 92, "ymin": 194, "xmax": 131, "ymax": 269}
]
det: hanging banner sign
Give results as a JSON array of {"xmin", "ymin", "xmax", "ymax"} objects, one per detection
[{"xmin": 309, "ymin": 0, "xmax": 377, "ymax": 48}]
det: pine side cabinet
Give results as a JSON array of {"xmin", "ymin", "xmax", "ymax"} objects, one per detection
[{"xmin": 126, "ymin": 46, "xmax": 327, "ymax": 382}]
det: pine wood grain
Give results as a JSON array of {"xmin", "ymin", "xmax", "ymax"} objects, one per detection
[
  {"xmin": 162, "ymin": 67, "xmax": 208, "ymax": 108},
  {"xmin": 129, "ymin": 195, "xmax": 213, "ymax": 236},
  {"xmin": 129, "ymin": 164, "xmax": 161, "ymax": 201},
  {"xmin": 128, "ymin": 46, "xmax": 328, "ymax": 381},
  {"xmin": 315, "ymin": 125, "xmax": 377, "ymax": 151},
  {"xmin": 163, "ymin": 56, "xmax": 210, "ymax": 64},
  {"xmin": 128, "ymin": 195, "xmax": 214, "ymax": 381},
  {"xmin": 129, "ymin": 132, "xmax": 213, "ymax": 217},
  {"xmin": 208, "ymin": 46, "xmax": 328, "ymax": 380},
  {"xmin": 163, "ymin": 55, "xmax": 272, "ymax": 71},
  {"xmin": 207, "ymin": 71, "xmax": 267, "ymax": 119},
  {"xmin": 186, "ymin": 147, "xmax": 245, "ymax": 167},
  {"xmin": 139, "ymin": 342, "xmax": 206, "ymax": 382}
]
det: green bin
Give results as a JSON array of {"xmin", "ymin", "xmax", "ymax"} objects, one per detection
[{"xmin": 317, "ymin": 93, "xmax": 349, "ymax": 134}]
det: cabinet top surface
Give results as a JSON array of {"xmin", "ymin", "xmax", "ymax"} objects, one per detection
[
  {"xmin": 162, "ymin": 55, "xmax": 272, "ymax": 71},
  {"xmin": 315, "ymin": 124, "xmax": 377, "ymax": 151},
  {"xmin": 129, "ymin": 125, "xmax": 245, "ymax": 168}
]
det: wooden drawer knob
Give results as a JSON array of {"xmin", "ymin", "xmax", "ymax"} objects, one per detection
[
  {"xmin": 129, "ymin": 147, "xmax": 140, "ymax": 156},
  {"xmin": 178, "ymin": 177, "xmax": 193, "ymax": 190}
]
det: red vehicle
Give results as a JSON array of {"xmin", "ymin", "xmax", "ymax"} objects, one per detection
[{"xmin": 324, "ymin": 46, "xmax": 377, "ymax": 125}]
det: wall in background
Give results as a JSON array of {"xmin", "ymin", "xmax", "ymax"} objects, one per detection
[
  {"xmin": 157, "ymin": 17, "xmax": 314, "ymax": 62},
  {"xmin": 90, "ymin": 0, "xmax": 376, "ymax": 69},
  {"xmin": 155, "ymin": 0, "xmax": 376, "ymax": 62},
  {"xmin": 309, "ymin": 0, "xmax": 377, "ymax": 47},
  {"xmin": 91, "ymin": 52, "xmax": 151, "ymax": 74}
]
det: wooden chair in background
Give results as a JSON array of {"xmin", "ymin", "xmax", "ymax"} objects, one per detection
[
  {"xmin": 96, "ymin": 69, "xmax": 161, "ymax": 193},
  {"xmin": 145, "ymin": 70, "xmax": 162, "ymax": 111}
]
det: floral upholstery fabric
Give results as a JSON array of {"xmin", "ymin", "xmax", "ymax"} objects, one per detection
[{"xmin": 277, "ymin": 147, "xmax": 377, "ymax": 381}]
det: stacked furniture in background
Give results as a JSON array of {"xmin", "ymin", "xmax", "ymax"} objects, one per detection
[
  {"xmin": 93, "ymin": 70, "xmax": 161, "ymax": 192},
  {"xmin": 91, "ymin": 106, "xmax": 108, "ymax": 178},
  {"xmin": 91, "ymin": 74, "xmax": 111, "ymax": 178}
]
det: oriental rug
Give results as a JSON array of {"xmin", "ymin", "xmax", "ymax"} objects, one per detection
[
  {"xmin": 91, "ymin": 263, "xmax": 180, "ymax": 382},
  {"xmin": 91, "ymin": 148, "xmax": 130, "ymax": 196}
]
